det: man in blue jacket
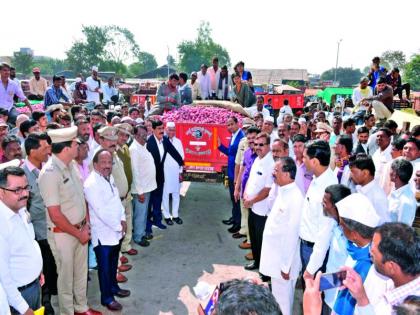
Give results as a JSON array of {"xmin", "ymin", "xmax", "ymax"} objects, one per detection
[{"xmin": 218, "ymin": 116, "xmax": 245, "ymax": 233}]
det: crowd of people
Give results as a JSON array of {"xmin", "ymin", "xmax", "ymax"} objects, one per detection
[{"xmin": 0, "ymin": 53, "xmax": 419, "ymax": 315}]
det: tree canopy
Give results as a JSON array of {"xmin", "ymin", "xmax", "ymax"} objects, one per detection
[
  {"xmin": 177, "ymin": 21, "xmax": 230, "ymax": 73},
  {"xmin": 404, "ymin": 54, "xmax": 420, "ymax": 91},
  {"xmin": 12, "ymin": 52, "xmax": 33, "ymax": 75},
  {"xmin": 320, "ymin": 67, "xmax": 363, "ymax": 87},
  {"xmin": 381, "ymin": 50, "xmax": 406, "ymax": 71}
]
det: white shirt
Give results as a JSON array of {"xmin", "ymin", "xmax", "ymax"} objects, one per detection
[
  {"xmin": 129, "ymin": 139, "xmax": 157, "ymax": 195},
  {"xmin": 260, "ymin": 182, "xmax": 304, "ymax": 279},
  {"xmin": 356, "ymin": 179, "xmax": 390, "ymax": 224},
  {"xmin": 246, "ymin": 106, "xmax": 270, "ymax": 119},
  {"xmin": 207, "ymin": 66, "xmax": 221, "ymax": 92},
  {"xmin": 299, "ymin": 168, "xmax": 338, "ymax": 274},
  {"xmin": 388, "ymin": 184, "xmax": 416, "ymax": 225},
  {"xmin": 245, "ymin": 152, "xmax": 275, "ymax": 216},
  {"xmin": 372, "ymin": 143, "xmax": 393, "ymax": 184},
  {"xmin": 87, "ymin": 138, "xmax": 100, "ymax": 164},
  {"xmin": 163, "ymin": 137, "xmax": 184, "ymax": 194},
  {"xmin": 0, "ymin": 202, "xmax": 42, "ymax": 314},
  {"xmin": 84, "ymin": 172, "xmax": 125, "ymax": 247},
  {"xmin": 197, "ymin": 72, "xmax": 211, "ymax": 99},
  {"xmin": 85, "ymin": 76, "xmax": 101, "ymax": 104},
  {"xmin": 352, "ymin": 86, "xmax": 373, "ymax": 109},
  {"xmin": 288, "ymin": 139, "xmax": 295, "ymax": 159},
  {"xmin": 154, "ymin": 135, "xmax": 164, "ymax": 160},
  {"xmin": 277, "ymin": 105, "xmax": 293, "ymax": 125},
  {"xmin": 230, "ymin": 129, "xmax": 241, "ymax": 146},
  {"xmin": 102, "ymin": 84, "xmax": 118, "ymax": 103},
  {"xmin": 0, "ymin": 280, "xmax": 10, "ymax": 315}
]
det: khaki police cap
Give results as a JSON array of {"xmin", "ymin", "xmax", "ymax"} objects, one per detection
[
  {"xmin": 46, "ymin": 104, "xmax": 65, "ymax": 114},
  {"xmin": 48, "ymin": 126, "xmax": 78, "ymax": 144},
  {"xmin": 114, "ymin": 123, "xmax": 133, "ymax": 136},
  {"xmin": 98, "ymin": 126, "xmax": 118, "ymax": 141}
]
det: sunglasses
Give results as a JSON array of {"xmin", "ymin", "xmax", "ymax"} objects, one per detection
[{"xmin": 255, "ymin": 143, "xmax": 268, "ymax": 147}]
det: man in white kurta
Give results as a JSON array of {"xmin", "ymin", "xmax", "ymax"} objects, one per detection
[
  {"xmin": 85, "ymin": 66, "xmax": 101, "ymax": 104},
  {"xmin": 162, "ymin": 122, "xmax": 185, "ymax": 224},
  {"xmin": 260, "ymin": 158, "xmax": 304, "ymax": 315}
]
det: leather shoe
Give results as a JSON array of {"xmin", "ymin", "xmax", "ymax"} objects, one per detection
[
  {"xmin": 165, "ymin": 218, "xmax": 174, "ymax": 225},
  {"xmin": 245, "ymin": 252, "xmax": 254, "ymax": 260},
  {"xmin": 239, "ymin": 241, "xmax": 251, "ymax": 250},
  {"xmin": 114, "ymin": 289, "xmax": 131, "ymax": 298},
  {"xmin": 122, "ymin": 248, "xmax": 138, "ymax": 255},
  {"xmin": 135, "ymin": 239, "xmax": 150, "ymax": 247},
  {"xmin": 74, "ymin": 308, "xmax": 103, "ymax": 315},
  {"xmin": 116, "ymin": 273, "xmax": 127, "ymax": 283},
  {"xmin": 118, "ymin": 264, "xmax": 132, "ymax": 272},
  {"xmin": 222, "ymin": 218, "xmax": 234, "ymax": 225},
  {"xmin": 119, "ymin": 255, "xmax": 129, "ymax": 264},
  {"xmin": 244, "ymin": 262, "xmax": 258, "ymax": 270},
  {"xmin": 232, "ymin": 232, "xmax": 246, "ymax": 239},
  {"xmin": 103, "ymin": 301, "xmax": 122, "ymax": 311},
  {"xmin": 173, "ymin": 217, "xmax": 183, "ymax": 224},
  {"xmin": 153, "ymin": 222, "xmax": 167, "ymax": 229},
  {"xmin": 144, "ymin": 233, "xmax": 153, "ymax": 240},
  {"xmin": 228, "ymin": 224, "xmax": 240, "ymax": 233}
]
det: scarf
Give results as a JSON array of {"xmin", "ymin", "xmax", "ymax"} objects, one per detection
[
  {"xmin": 336, "ymin": 159, "xmax": 349, "ymax": 183},
  {"xmin": 333, "ymin": 241, "xmax": 372, "ymax": 315},
  {"xmin": 218, "ymin": 75, "xmax": 229, "ymax": 100}
]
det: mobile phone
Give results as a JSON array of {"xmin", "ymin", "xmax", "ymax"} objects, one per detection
[{"xmin": 319, "ymin": 270, "xmax": 347, "ymax": 291}]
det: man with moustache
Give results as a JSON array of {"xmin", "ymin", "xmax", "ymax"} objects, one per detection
[
  {"xmin": 38, "ymin": 126, "xmax": 101, "ymax": 315},
  {"xmin": 354, "ymin": 127, "xmax": 370, "ymax": 155},
  {"xmin": 146, "ymin": 120, "xmax": 183, "ymax": 233},
  {"xmin": 84, "ymin": 150, "xmax": 130, "ymax": 311},
  {"xmin": 0, "ymin": 165, "xmax": 43, "ymax": 315},
  {"xmin": 23, "ymin": 132, "xmax": 57, "ymax": 314}
]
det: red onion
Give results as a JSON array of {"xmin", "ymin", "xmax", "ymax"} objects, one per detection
[{"xmin": 162, "ymin": 105, "xmax": 244, "ymax": 124}]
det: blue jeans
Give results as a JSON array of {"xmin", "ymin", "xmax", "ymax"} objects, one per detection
[
  {"xmin": 93, "ymin": 241, "xmax": 121, "ymax": 305},
  {"xmin": 146, "ymin": 185, "xmax": 164, "ymax": 233},
  {"xmin": 132, "ymin": 192, "xmax": 151, "ymax": 242},
  {"xmin": 300, "ymin": 239, "xmax": 329, "ymax": 288},
  {"xmin": 10, "ymin": 279, "xmax": 41, "ymax": 314}
]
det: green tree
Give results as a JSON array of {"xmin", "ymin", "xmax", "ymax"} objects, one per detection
[
  {"xmin": 177, "ymin": 21, "xmax": 230, "ymax": 73},
  {"xmin": 320, "ymin": 67, "xmax": 363, "ymax": 87},
  {"xmin": 381, "ymin": 50, "xmax": 406, "ymax": 71},
  {"xmin": 32, "ymin": 57, "xmax": 68, "ymax": 75},
  {"xmin": 167, "ymin": 54, "xmax": 176, "ymax": 68},
  {"xmin": 128, "ymin": 51, "xmax": 158, "ymax": 76},
  {"xmin": 404, "ymin": 54, "xmax": 420, "ymax": 90},
  {"xmin": 12, "ymin": 51, "xmax": 33, "ymax": 75},
  {"xmin": 100, "ymin": 60, "xmax": 128, "ymax": 76},
  {"xmin": 103, "ymin": 25, "xmax": 140, "ymax": 64}
]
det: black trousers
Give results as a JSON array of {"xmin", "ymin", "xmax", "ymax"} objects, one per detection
[
  {"xmin": 228, "ymin": 178, "xmax": 241, "ymax": 225},
  {"xmin": 394, "ymin": 83, "xmax": 411, "ymax": 99},
  {"xmin": 37, "ymin": 239, "xmax": 58, "ymax": 296},
  {"xmin": 248, "ymin": 210, "xmax": 267, "ymax": 267}
]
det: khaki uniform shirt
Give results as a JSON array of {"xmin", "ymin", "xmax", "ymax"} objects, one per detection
[
  {"xmin": 235, "ymin": 137, "xmax": 249, "ymax": 165},
  {"xmin": 38, "ymin": 155, "xmax": 86, "ymax": 226},
  {"xmin": 117, "ymin": 144, "xmax": 133, "ymax": 187}
]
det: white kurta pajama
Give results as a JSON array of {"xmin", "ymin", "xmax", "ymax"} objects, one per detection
[
  {"xmin": 259, "ymin": 182, "xmax": 304, "ymax": 315},
  {"xmin": 162, "ymin": 137, "xmax": 184, "ymax": 219}
]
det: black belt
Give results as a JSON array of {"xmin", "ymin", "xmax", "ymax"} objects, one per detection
[
  {"xmin": 18, "ymin": 278, "xmax": 38, "ymax": 291},
  {"xmin": 300, "ymin": 238, "xmax": 315, "ymax": 248}
]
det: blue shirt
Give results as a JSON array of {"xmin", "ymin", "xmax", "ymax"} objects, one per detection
[{"xmin": 44, "ymin": 86, "xmax": 68, "ymax": 107}]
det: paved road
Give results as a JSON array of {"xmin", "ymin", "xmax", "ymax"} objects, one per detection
[{"xmin": 52, "ymin": 182, "xmax": 302, "ymax": 314}]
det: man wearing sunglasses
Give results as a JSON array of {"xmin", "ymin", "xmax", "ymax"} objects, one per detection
[{"xmin": 0, "ymin": 164, "xmax": 43, "ymax": 315}]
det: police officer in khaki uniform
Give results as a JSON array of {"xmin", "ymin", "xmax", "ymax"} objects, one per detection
[
  {"xmin": 38, "ymin": 126, "xmax": 102, "ymax": 315},
  {"xmin": 93, "ymin": 126, "xmax": 132, "ymax": 276}
]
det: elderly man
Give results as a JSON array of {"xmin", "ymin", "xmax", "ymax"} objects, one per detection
[
  {"xmin": 260, "ymin": 157, "xmax": 303, "ymax": 315},
  {"xmin": 0, "ymin": 63, "xmax": 32, "ymax": 123},
  {"xmin": 218, "ymin": 117, "xmax": 245, "ymax": 233},
  {"xmin": 0, "ymin": 165, "xmax": 43, "ymax": 315},
  {"xmin": 388, "ymin": 159, "xmax": 416, "ymax": 225},
  {"xmin": 261, "ymin": 116, "xmax": 277, "ymax": 146},
  {"xmin": 38, "ymin": 126, "xmax": 101, "ymax": 315},
  {"xmin": 102, "ymin": 77, "xmax": 119, "ymax": 104},
  {"xmin": 162, "ymin": 122, "xmax": 185, "ymax": 225},
  {"xmin": 333, "ymin": 193, "xmax": 389, "ymax": 315},
  {"xmin": 84, "ymin": 149, "xmax": 130, "ymax": 311},
  {"xmin": 23, "ymin": 132, "xmax": 57, "ymax": 314},
  {"xmin": 130, "ymin": 125, "xmax": 156, "ymax": 247},
  {"xmin": 300, "ymin": 140, "xmax": 338, "ymax": 283},
  {"xmin": 86, "ymin": 66, "xmax": 101, "ymax": 105},
  {"xmin": 243, "ymin": 132, "xmax": 274, "ymax": 270},
  {"xmin": 115, "ymin": 123, "xmax": 137, "ymax": 256},
  {"xmin": 372, "ymin": 128, "xmax": 393, "ymax": 189},
  {"xmin": 28, "ymin": 67, "xmax": 48, "ymax": 100}
]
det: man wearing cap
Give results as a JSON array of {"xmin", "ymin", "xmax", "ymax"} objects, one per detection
[
  {"xmin": 162, "ymin": 122, "xmax": 185, "ymax": 225},
  {"xmin": 86, "ymin": 67, "xmax": 101, "ymax": 105},
  {"xmin": 190, "ymin": 72, "xmax": 201, "ymax": 100},
  {"xmin": 28, "ymin": 67, "xmax": 48, "ymax": 101},
  {"xmin": 43, "ymin": 75, "xmax": 70, "ymax": 108},
  {"xmin": 197, "ymin": 64, "xmax": 211, "ymax": 100},
  {"xmin": 115, "ymin": 123, "xmax": 137, "ymax": 256},
  {"xmin": 332, "ymin": 193, "xmax": 390, "ymax": 315},
  {"xmin": 261, "ymin": 116, "xmax": 277, "ymax": 145},
  {"xmin": 362, "ymin": 78, "xmax": 394, "ymax": 120},
  {"xmin": 38, "ymin": 126, "xmax": 101, "ymax": 315},
  {"xmin": 0, "ymin": 63, "xmax": 32, "ymax": 123}
]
